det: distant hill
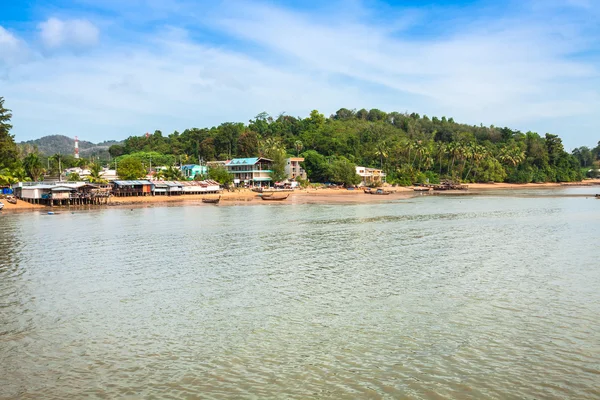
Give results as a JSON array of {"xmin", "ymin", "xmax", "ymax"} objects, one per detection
[{"xmin": 19, "ymin": 135, "xmax": 122, "ymax": 158}]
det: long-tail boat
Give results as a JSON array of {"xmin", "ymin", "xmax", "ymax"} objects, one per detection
[
  {"xmin": 202, "ymin": 196, "xmax": 221, "ymax": 204},
  {"xmin": 261, "ymin": 194, "xmax": 289, "ymax": 201}
]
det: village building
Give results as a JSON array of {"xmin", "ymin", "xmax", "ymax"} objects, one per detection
[
  {"xmin": 355, "ymin": 166, "xmax": 387, "ymax": 186},
  {"xmin": 151, "ymin": 181, "xmax": 183, "ymax": 196},
  {"xmin": 100, "ymin": 168, "xmax": 118, "ymax": 181},
  {"xmin": 180, "ymin": 164, "xmax": 208, "ymax": 180},
  {"xmin": 285, "ymin": 158, "xmax": 307, "ymax": 181},
  {"xmin": 11, "ymin": 182, "xmax": 110, "ymax": 205},
  {"xmin": 225, "ymin": 157, "xmax": 273, "ymax": 187},
  {"xmin": 112, "ymin": 180, "xmax": 153, "ymax": 197},
  {"xmin": 180, "ymin": 180, "xmax": 221, "ymax": 194}
]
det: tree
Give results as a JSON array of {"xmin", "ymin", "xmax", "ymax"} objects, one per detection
[
  {"xmin": 333, "ymin": 108, "xmax": 355, "ymax": 121},
  {"xmin": 0, "ymin": 97, "xmax": 19, "ymax": 170},
  {"xmin": 330, "ymin": 157, "xmax": 360, "ymax": 186},
  {"xmin": 237, "ymin": 130, "xmax": 259, "ymax": 157},
  {"xmin": 0, "ymin": 169, "xmax": 18, "ymax": 185},
  {"xmin": 162, "ymin": 166, "xmax": 184, "ymax": 180},
  {"xmin": 259, "ymin": 137, "xmax": 287, "ymax": 182},
  {"xmin": 294, "ymin": 140, "xmax": 304, "ymax": 156},
  {"xmin": 50, "ymin": 153, "xmax": 65, "ymax": 179},
  {"xmin": 374, "ymin": 140, "xmax": 388, "ymax": 169},
  {"xmin": 301, "ymin": 150, "xmax": 329, "ymax": 182},
  {"xmin": 208, "ymin": 165, "xmax": 233, "ymax": 185},
  {"xmin": 108, "ymin": 144, "xmax": 125, "ymax": 158},
  {"xmin": 117, "ymin": 157, "xmax": 146, "ymax": 179},
  {"xmin": 269, "ymin": 149, "xmax": 288, "ymax": 183},
  {"xmin": 23, "ymin": 152, "xmax": 45, "ymax": 181},
  {"xmin": 87, "ymin": 163, "xmax": 108, "ymax": 184},
  {"xmin": 67, "ymin": 172, "xmax": 81, "ymax": 181}
]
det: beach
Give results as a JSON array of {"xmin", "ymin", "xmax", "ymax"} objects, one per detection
[{"xmin": 2, "ymin": 179, "xmax": 599, "ymax": 212}]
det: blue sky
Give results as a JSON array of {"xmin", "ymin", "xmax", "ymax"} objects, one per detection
[{"xmin": 1, "ymin": 0, "xmax": 598, "ymax": 150}]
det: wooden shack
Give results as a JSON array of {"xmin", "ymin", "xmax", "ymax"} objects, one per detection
[{"xmin": 112, "ymin": 180, "xmax": 152, "ymax": 197}]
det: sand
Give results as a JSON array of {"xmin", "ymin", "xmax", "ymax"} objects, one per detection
[{"xmin": 2, "ymin": 179, "xmax": 599, "ymax": 212}]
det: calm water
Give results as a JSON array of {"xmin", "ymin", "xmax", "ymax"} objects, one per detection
[{"xmin": 1, "ymin": 189, "xmax": 599, "ymax": 399}]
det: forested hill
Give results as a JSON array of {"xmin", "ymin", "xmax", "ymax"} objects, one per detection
[
  {"xmin": 19, "ymin": 135, "xmax": 122, "ymax": 158},
  {"xmin": 107, "ymin": 108, "xmax": 600, "ymax": 184}
]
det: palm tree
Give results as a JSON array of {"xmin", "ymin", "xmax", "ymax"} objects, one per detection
[
  {"xmin": 294, "ymin": 140, "xmax": 303, "ymax": 156},
  {"xmin": 0, "ymin": 169, "xmax": 18, "ymax": 186},
  {"xmin": 435, "ymin": 142, "xmax": 447, "ymax": 175},
  {"xmin": 403, "ymin": 138, "xmax": 415, "ymax": 167},
  {"xmin": 458, "ymin": 143, "xmax": 473, "ymax": 178},
  {"xmin": 163, "ymin": 166, "xmax": 184, "ymax": 181},
  {"xmin": 498, "ymin": 145, "xmax": 525, "ymax": 167},
  {"xmin": 374, "ymin": 140, "xmax": 389, "ymax": 169},
  {"xmin": 260, "ymin": 137, "xmax": 284, "ymax": 159},
  {"xmin": 50, "ymin": 153, "xmax": 64, "ymax": 181},
  {"xmin": 464, "ymin": 144, "xmax": 487, "ymax": 181},
  {"xmin": 23, "ymin": 152, "xmax": 45, "ymax": 181},
  {"xmin": 447, "ymin": 142, "xmax": 461, "ymax": 175},
  {"xmin": 413, "ymin": 141, "xmax": 429, "ymax": 171},
  {"xmin": 87, "ymin": 163, "xmax": 107, "ymax": 184}
]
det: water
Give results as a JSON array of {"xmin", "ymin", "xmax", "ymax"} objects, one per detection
[{"xmin": 1, "ymin": 189, "xmax": 599, "ymax": 399}]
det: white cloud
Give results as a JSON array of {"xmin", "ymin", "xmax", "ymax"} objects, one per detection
[
  {"xmin": 38, "ymin": 18, "xmax": 100, "ymax": 50},
  {"xmin": 0, "ymin": 26, "xmax": 28, "ymax": 65},
  {"xmin": 2, "ymin": 0, "xmax": 599, "ymax": 150}
]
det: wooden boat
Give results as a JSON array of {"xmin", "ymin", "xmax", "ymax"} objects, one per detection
[
  {"xmin": 259, "ymin": 192, "xmax": 274, "ymax": 198},
  {"xmin": 6, "ymin": 195, "xmax": 17, "ymax": 204},
  {"xmin": 261, "ymin": 194, "xmax": 289, "ymax": 201},
  {"xmin": 202, "ymin": 196, "xmax": 221, "ymax": 204},
  {"xmin": 0, "ymin": 201, "xmax": 3, "ymax": 210},
  {"xmin": 596, "ymin": 194, "xmax": 600, "ymax": 198},
  {"xmin": 413, "ymin": 187, "xmax": 431, "ymax": 192}
]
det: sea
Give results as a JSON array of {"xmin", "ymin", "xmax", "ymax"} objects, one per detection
[{"xmin": 1, "ymin": 188, "xmax": 599, "ymax": 399}]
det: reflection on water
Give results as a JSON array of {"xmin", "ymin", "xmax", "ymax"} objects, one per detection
[{"xmin": 1, "ymin": 189, "xmax": 599, "ymax": 399}]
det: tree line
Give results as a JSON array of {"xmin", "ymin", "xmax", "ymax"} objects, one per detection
[{"xmin": 2, "ymin": 96, "xmax": 600, "ymax": 186}]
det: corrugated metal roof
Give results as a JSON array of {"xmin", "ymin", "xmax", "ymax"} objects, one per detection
[
  {"xmin": 226, "ymin": 157, "xmax": 259, "ymax": 166},
  {"xmin": 113, "ymin": 180, "xmax": 153, "ymax": 186}
]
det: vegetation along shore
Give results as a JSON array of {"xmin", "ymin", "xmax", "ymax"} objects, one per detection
[{"xmin": 1, "ymin": 95, "xmax": 600, "ymax": 212}]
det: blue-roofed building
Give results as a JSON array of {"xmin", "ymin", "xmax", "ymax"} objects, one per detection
[
  {"xmin": 180, "ymin": 164, "xmax": 207, "ymax": 180},
  {"xmin": 225, "ymin": 157, "xmax": 273, "ymax": 187}
]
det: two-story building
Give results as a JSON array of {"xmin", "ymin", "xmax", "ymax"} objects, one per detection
[
  {"xmin": 225, "ymin": 157, "xmax": 273, "ymax": 187},
  {"xmin": 285, "ymin": 158, "xmax": 307, "ymax": 181},
  {"xmin": 180, "ymin": 164, "xmax": 208, "ymax": 180},
  {"xmin": 355, "ymin": 166, "xmax": 387, "ymax": 186}
]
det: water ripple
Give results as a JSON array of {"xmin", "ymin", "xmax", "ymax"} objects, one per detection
[{"xmin": 1, "ymin": 194, "xmax": 599, "ymax": 398}]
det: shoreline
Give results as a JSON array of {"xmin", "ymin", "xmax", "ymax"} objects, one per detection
[{"xmin": 2, "ymin": 180, "xmax": 599, "ymax": 213}]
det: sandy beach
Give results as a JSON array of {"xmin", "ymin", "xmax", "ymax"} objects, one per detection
[{"xmin": 2, "ymin": 179, "xmax": 599, "ymax": 212}]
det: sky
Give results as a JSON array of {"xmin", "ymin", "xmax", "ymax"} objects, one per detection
[{"xmin": 0, "ymin": 0, "xmax": 599, "ymax": 150}]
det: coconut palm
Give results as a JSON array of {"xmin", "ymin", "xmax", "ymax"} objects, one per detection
[
  {"xmin": 87, "ymin": 163, "xmax": 108, "ymax": 184},
  {"xmin": 374, "ymin": 140, "xmax": 389, "ymax": 169},
  {"xmin": 413, "ymin": 140, "xmax": 429, "ymax": 171},
  {"xmin": 294, "ymin": 140, "xmax": 304, "ymax": 156},
  {"xmin": 498, "ymin": 145, "xmax": 525, "ymax": 167},
  {"xmin": 163, "ymin": 166, "xmax": 184, "ymax": 181},
  {"xmin": 0, "ymin": 169, "xmax": 18, "ymax": 185},
  {"xmin": 435, "ymin": 142, "xmax": 447, "ymax": 175},
  {"xmin": 447, "ymin": 142, "xmax": 461, "ymax": 174},
  {"xmin": 464, "ymin": 144, "xmax": 487, "ymax": 181},
  {"xmin": 23, "ymin": 152, "xmax": 45, "ymax": 181}
]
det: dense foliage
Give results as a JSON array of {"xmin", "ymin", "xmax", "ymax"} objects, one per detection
[
  {"xmin": 116, "ymin": 157, "xmax": 146, "ymax": 180},
  {"xmin": 1, "ymin": 96, "xmax": 599, "ymax": 185},
  {"xmin": 106, "ymin": 108, "xmax": 599, "ymax": 185}
]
